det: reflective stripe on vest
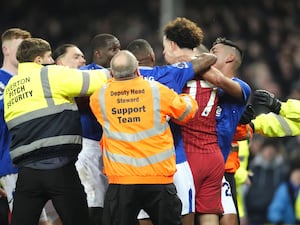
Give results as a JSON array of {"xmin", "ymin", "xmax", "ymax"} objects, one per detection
[
  {"xmin": 99, "ymin": 80, "xmax": 175, "ymax": 166},
  {"xmin": 10, "ymin": 135, "xmax": 82, "ymax": 159},
  {"xmin": 6, "ymin": 66, "xmax": 88, "ymax": 129},
  {"xmin": 177, "ymin": 95, "xmax": 193, "ymax": 122},
  {"xmin": 7, "ymin": 66, "xmax": 83, "ymax": 158},
  {"xmin": 275, "ymin": 114, "xmax": 293, "ymax": 136},
  {"xmin": 103, "ymin": 146, "xmax": 175, "ymax": 167}
]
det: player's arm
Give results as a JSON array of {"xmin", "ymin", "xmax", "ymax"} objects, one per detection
[
  {"xmin": 201, "ymin": 66, "xmax": 243, "ymax": 100},
  {"xmin": 252, "ymin": 113, "xmax": 300, "ymax": 137},
  {"xmin": 189, "ymin": 53, "xmax": 217, "ymax": 74}
]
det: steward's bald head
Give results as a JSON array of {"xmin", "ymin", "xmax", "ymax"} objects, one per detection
[{"xmin": 110, "ymin": 50, "xmax": 139, "ymax": 79}]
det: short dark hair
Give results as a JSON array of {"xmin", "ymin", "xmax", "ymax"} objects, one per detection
[
  {"xmin": 213, "ymin": 37, "xmax": 243, "ymax": 58},
  {"xmin": 16, "ymin": 38, "xmax": 51, "ymax": 63},
  {"xmin": 91, "ymin": 33, "xmax": 118, "ymax": 51},
  {"xmin": 53, "ymin": 44, "xmax": 76, "ymax": 61},
  {"xmin": 126, "ymin": 39, "xmax": 153, "ymax": 60}
]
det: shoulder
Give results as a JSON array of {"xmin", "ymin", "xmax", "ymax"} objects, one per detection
[{"xmin": 80, "ymin": 63, "xmax": 103, "ymax": 70}]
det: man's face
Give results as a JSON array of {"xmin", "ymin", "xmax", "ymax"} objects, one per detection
[
  {"xmin": 210, "ymin": 43, "xmax": 227, "ymax": 70},
  {"xmin": 3, "ymin": 38, "xmax": 24, "ymax": 68},
  {"xmin": 97, "ymin": 38, "xmax": 121, "ymax": 68},
  {"xmin": 57, "ymin": 46, "xmax": 86, "ymax": 69},
  {"xmin": 41, "ymin": 51, "xmax": 54, "ymax": 65},
  {"xmin": 162, "ymin": 36, "xmax": 177, "ymax": 64}
]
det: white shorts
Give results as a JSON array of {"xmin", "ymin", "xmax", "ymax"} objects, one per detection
[
  {"xmin": 0, "ymin": 173, "xmax": 48, "ymax": 222},
  {"xmin": 75, "ymin": 138, "xmax": 108, "ymax": 208},
  {"xmin": 138, "ymin": 161, "xmax": 195, "ymax": 219},
  {"xmin": 221, "ymin": 176, "xmax": 237, "ymax": 214}
]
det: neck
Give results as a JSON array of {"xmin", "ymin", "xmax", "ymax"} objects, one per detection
[
  {"xmin": 221, "ymin": 66, "xmax": 235, "ymax": 79},
  {"xmin": 138, "ymin": 59, "xmax": 154, "ymax": 67},
  {"xmin": 178, "ymin": 48, "xmax": 195, "ymax": 57},
  {"xmin": 1, "ymin": 60, "xmax": 18, "ymax": 75},
  {"xmin": 115, "ymin": 74, "xmax": 138, "ymax": 81}
]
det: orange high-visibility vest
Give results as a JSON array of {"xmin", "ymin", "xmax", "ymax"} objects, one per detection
[
  {"xmin": 90, "ymin": 76, "xmax": 198, "ymax": 184},
  {"xmin": 225, "ymin": 124, "xmax": 253, "ymax": 173}
]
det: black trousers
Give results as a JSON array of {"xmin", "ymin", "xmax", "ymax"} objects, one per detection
[
  {"xmin": 103, "ymin": 183, "xmax": 182, "ymax": 225},
  {"xmin": 11, "ymin": 163, "xmax": 89, "ymax": 225},
  {"xmin": 0, "ymin": 197, "xmax": 9, "ymax": 225}
]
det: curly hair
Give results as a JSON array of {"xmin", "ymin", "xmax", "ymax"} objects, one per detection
[{"xmin": 163, "ymin": 17, "xmax": 203, "ymax": 50}]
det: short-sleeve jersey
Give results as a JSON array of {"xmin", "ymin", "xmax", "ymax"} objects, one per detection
[
  {"xmin": 216, "ymin": 77, "xmax": 251, "ymax": 161},
  {"xmin": 139, "ymin": 62, "xmax": 194, "ymax": 163},
  {"xmin": 0, "ymin": 68, "xmax": 18, "ymax": 176},
  {"xmin": 181, "ymin": 79, "xmax": 220, "ymax": 153}
]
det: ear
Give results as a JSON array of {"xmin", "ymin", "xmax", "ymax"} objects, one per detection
[
  {"xmin": 110, "ymin": 70, "xmax": 114, "ymax": 77},
  {"xmin": 225, "ymin": 53, "xmax": 235, "ymax": 63},
  {"xmin": 135, "ymin": 68, "xmax": 141, "ymax": 77},
  {"xmin": 150, "ymin": 52, "xmax": 155, "ymax": 65},
  {"xmin": 2, "ymin": 46, "xmax": 8, "ymax": 56},
  {"xmin": 170, "ymin": 41, "xmax": 178, "ymax": 51},
  {"xmin": 34, "ymin": 56, "xmax": 42, "ymax": 64},
  {"xmin": 56, "ymin": 58, "xmax": 63, "ymax": 66},
  {"xmin": 95, "ymin": 50, "xmax": 102, "ymax": 58}
]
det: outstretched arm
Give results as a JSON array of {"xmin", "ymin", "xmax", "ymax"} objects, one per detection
[{"xmin": 201, "ymin": 66, "xmax": 243, "ymax": 100}]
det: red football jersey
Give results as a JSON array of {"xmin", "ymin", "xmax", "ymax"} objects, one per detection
[{"xmin": 181, "ymin": 79, "xmax": 220, "ymax": 153}]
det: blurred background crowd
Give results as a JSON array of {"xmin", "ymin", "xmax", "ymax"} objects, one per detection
[
  {"xmin": 3, "ymin": 0, "xmax": 300, "ymax": 99},
  {"xmin": 1, "ymin": 0, "xmax": 300, "ymax": 224}
]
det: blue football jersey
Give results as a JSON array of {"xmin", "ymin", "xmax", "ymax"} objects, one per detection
[
  {"xmin": 139, "ymin": 62, "xmax": 194, "ymax": 163},
  {"xmin": 0, "ymin": 69, "xmax": 18, "ymax": 176},
  {"xmin": 216, "ymin": 77, "xmax": 251, "ymax": 162}
]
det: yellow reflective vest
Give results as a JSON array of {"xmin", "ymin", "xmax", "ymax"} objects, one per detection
[
  {"xmin": 90, "ymin": 76, "xmax": 198, "ymax": 184},
  {"xmin": 235, "ymin": 139, "xmax": 250, "ymax": 218},
  {"xmin": 253, "ymin": 99, "xmax": 300, "ymax": 137},
  {"xmin": 4, "ymin": 62, "xmax": 108, "ymax": 166}
]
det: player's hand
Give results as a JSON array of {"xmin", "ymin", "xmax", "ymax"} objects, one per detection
[
  {"xmin": 252, "ymin": 90, "xmax": 281, "ymax": 114},
  {"xmin": 239, "ymin": 104, "xmax": 255, "ymax": 124}
]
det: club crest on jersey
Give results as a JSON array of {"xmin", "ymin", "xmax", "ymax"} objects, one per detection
[
  {"xmin": 173, "ymin": 62, "xmax": 188, "ymax": 69},
  {"xmin": 216, "ymin": 105, "xmax": 222, "ymax": 117},
  {"xmin": 0, "ymin": 81, "xmax": 5, "ymax": 101}
]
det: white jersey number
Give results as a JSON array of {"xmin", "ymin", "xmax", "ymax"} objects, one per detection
[{"xmin": 186, "ymin": 80, "xmax": 217, "ymax": 117}]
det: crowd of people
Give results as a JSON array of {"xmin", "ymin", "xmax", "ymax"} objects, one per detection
[
  {"xmin": 1, "ymin": 2, "xmax": 300, "ymax": 225},
  {"xmin": 3, "ymin": 0, "xmax": 300, "ymax": 99}
]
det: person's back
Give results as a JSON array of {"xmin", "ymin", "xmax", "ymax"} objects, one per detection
[
  {"xmin": 90, "ymin": 50, "xmax": 198, "ymax": 225},
  {"xmin": 4, "ymin": 37, "xmax": 108, "ymax": 225}
]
